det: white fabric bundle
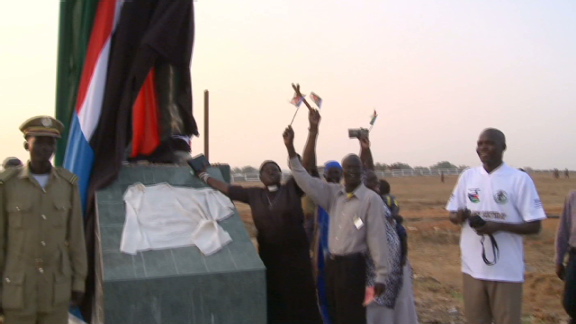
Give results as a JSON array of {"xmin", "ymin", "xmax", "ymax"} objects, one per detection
[{"xmin": 120, "ymin": 183, "xmax": 234, "ymax": 255}]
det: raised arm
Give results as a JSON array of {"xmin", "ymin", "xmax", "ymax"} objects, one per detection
[
  {"xmin": 194, "ymin": 170, "xmax": 255, "ymax": 204},
  {"xmin": 205, "ymin": 177, "xmax": 231, "ymax": 195},
  {"xmin": 302, "ymin": 109, "xmax": 320, "ymax": 174},
  {"xmin": 359, "ymin": 133, "xmax": 374, "ymax": 171},
  {"xmin": 284, "ymin": 126, "xmax": 335, "ymax": 210},
  {"xmin": 189, "ymin": 165, "xmax": 231, "ymax": 196}
]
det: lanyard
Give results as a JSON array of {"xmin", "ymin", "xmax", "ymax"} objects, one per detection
[{"xmin": 480, "ymin": 234, "xmax": 499, "ymax": 266}]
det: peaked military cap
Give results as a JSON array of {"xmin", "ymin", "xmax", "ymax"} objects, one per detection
[{"xmin": 19, "ymin": 116, "xmax": 64, "ymax": 139}]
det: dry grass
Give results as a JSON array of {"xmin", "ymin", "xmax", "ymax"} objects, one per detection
[{"xmin": 232, "ymin": 173, "xmax": 574, "ymax": 323}]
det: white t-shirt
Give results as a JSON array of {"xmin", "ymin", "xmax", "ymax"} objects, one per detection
[
  {"xmin": 446, "ymin": 163, "xmax": 546, "ymax": 282},
  {"xmin": 121, "ymin": 183, "xmax": 235, "ymax": 256},
  {"xmin": 31, "ymin": 173, "xmax": 51, "ymax": 189}
]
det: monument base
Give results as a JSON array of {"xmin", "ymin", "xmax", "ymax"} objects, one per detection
[{"xmin": 94, "ymin": 164, "xmax": 266, "ymax": 324}]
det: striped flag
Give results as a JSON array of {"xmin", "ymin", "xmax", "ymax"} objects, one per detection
[
  {"xmin": 57, "ymin": 0, "xmax": 197, "ymax": 209},
  {"xmin": 55, "ymin": 0, "xmax": 196, "ymax": 319},
  {"xmin": 54, "ymin": 0, "xmax": 99, "ymax": 167},
  {"xmin": 370, "ymin": 110, "xmax": 378, "ymax": 125},
  {"xmin": 310, "ymin": 92, "xmax": 322, "ymax": 108},
  {"xmin": 57, "ymin": 0, "xmax": 120, "ymax": 210},
  {"xmin": 290, "ymin": 93, "xmax": 305, "ymax": 108},
  {"xmin": 55, "ymin": 1, "xmax": 122, "ymax": 319}
]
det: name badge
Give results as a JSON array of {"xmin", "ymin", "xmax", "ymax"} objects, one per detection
[{"xmin": 354, "ymin": 216, "xmax": 364, "ymax": 229}]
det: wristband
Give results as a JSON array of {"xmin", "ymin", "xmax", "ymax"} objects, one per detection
[{"xmin": 198, "ymin": 172, "xmax": 211, "ymax": 183}]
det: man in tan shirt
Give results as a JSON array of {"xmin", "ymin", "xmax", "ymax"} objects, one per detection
[
  {"xmin": 284, "ymin": 124, "xmax": 389, "ymax": 324},
  {"xmin": 0, "ymin": 116, "xmax": 87, "ymax": 324}
]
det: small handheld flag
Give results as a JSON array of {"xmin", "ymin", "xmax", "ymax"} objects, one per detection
[
  {"xmin": 290, "ymin": 93, "xmax": 305, "ymax": 108},
  {"xmin": 288, "ymin": 93, "xmax": 306, "ymax": 125},
  {"xmin": 288, "ymin": 83, "xmax": 316, "ymax": 125},
  {"xmin": 368, "ymin": 110, "xmax": 378, "ymax": 132},
  {"xmin": 369, "ymin": 110, "xmax": 378, "ymax": 126},
  {"xmin": 310, "ymin": 92, "xmax": 322, "ymax": 109}
]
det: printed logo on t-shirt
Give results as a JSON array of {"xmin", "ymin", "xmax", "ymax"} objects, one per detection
[
  {"xmin": 494, "ymin": 190, "xmax": 508, "ymax": 204},
  {"xmin": 468, "ymin": 188, "xmax": 480, "ymax": 203},
  {"xmin": 479, "ymin": 211, "xmax": 507, "ymax": 220}
]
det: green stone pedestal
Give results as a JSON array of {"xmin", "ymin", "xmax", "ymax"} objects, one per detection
[{"xmin": 93, "ymin": 165, "xmax": 266, "ymax": 324}]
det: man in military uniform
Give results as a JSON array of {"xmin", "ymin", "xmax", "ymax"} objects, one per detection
[{"xmin": 0, "ymin": 116, "xmax": 87, "ymax": 324}]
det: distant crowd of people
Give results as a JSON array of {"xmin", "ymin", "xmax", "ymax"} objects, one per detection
[
  {"xmin": 0, "ymin": 112, "xmax": 574, "ymax": 324},
  {"xmin": 553, "ymin": 168, "xmax": 571, "ymax": 179}
]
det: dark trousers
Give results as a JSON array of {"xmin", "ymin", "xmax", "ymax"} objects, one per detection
[
  {"xmin": 326, "ymin": 253, "xmax": 367, "ymax": 324},
  {"xmin": 565, "ymin": 249, "xmax": 576, "ymax": 324}
]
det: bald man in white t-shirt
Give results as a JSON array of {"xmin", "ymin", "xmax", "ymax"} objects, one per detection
[{"xmin": 446, "ymin": 128, "xmax": 546, "ymax": 324}]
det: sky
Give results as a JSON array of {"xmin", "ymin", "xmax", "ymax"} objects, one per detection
[{"xmin": 1, "ymin": 0, "xmax": 575, "ymax": 170}]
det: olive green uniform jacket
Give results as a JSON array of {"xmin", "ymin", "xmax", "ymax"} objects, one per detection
[{"xmin": 0, "ymin": 166, "xmax": 87, "ymax": 314}]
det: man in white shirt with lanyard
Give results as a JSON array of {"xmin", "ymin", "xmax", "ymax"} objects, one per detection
[{"xmin": 446, "ymin": 128, "xmax": 546, "ymax": 324}]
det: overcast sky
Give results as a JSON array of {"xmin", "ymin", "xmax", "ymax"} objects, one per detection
[{"xmin": 1, "ymin": 0, "xmax": 575, "ymax": 170}]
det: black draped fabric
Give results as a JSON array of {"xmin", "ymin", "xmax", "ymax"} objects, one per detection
[
  {"xmin": 81, "ymin": 1, "xmax": 197, "ymax": 320},
  {"xmin": 228, "ymin": 178, "xmax": 321, "ymax": 324},
  {"xmin": 90, "ymin": 0, "xmax": 197, "ymax": 193}
]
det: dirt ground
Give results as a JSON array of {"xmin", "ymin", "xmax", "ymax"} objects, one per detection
[{"xmin": 232, "ymin": 172, "xmax": 574, "ymax": 324}]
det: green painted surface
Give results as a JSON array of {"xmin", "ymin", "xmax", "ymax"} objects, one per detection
[{"xmin": 95, "ymin": 165, "xmax": 266, "ymax": 324}]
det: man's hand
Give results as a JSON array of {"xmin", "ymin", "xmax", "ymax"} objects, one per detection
[
  {"xmin": 308, "ymin": 109, "xmax": 320, "ymax": 130},
  {"xmin": 449, "ymin": 208, "xmax": 470, "ymax": 225},
  {"xmin": 373, "ymin": 283, "xmax": 386, "ymax": 297},
  {"xmin": 359, "ymin": 133, "xmax": 370, "ymax": 150},
  {"xmin": 283, "ymin": 126, "xmax": 295, "ymax": 148},
  {"xmin": 556, "ymin": 263, "xmax": 566, "ymax": 281},
  {"xmin": 70, "ymin": 290, "xmax": 85, "ymax": 307},
  {"xmin": 186, "ymin": 157, "xmax": 208, "ymax": 175},
  {"xmin": 473, "ymin": 221, "xmax": 502, "ymax": 235}
]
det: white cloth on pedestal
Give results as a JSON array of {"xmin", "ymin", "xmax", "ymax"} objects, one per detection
[{"xmin": 121, "ymin": 183, "xmax": 235, "ymax": 255}]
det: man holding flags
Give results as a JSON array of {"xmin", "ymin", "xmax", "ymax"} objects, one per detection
[
  {"xmin": 299, "ymin": 98, "xmax": 341, "ymax": 324},
  {"xmin": 284, "ymin": 102, "xmax": 389, "ymax": 324}
]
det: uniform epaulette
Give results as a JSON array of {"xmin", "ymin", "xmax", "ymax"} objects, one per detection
[
  {"xmin": 55, "ymin": 167, "xmax": 80, "ymax": 185},
  {"xmin": 0, "ymin": 167, "xmax": 21, "ymax": 184}
]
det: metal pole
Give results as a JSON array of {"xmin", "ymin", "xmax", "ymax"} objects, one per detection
[{"xmin": 204, "ymin": 90, "xmax": 209, "ymax": 160}]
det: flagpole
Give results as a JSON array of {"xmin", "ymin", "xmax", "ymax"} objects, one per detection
[{"xmin": 289, "ymin": 107, "xmax": 300, "ymax": 126}]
